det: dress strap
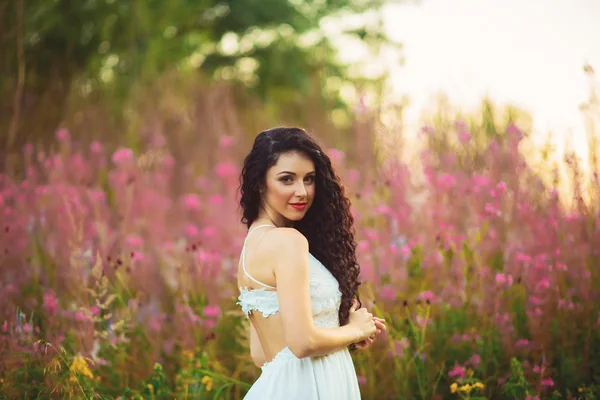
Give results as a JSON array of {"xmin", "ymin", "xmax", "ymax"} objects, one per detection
[{"xmin": 242, "ymin": 224, "xmax": 277, "ymax": 289}]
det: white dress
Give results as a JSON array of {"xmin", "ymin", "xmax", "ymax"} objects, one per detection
[{"xmin": 237, "ymin": 225, "xmax": 362, "ymax": 400}]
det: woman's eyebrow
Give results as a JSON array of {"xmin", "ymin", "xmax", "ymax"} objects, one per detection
[{"xmin": 276, "ymin": 171, "xmax": 316, "ymax": 175}]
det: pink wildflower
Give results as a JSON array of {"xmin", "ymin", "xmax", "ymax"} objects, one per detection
[
  {"xmin": 125, "ymin": 234, "xmax": 144, "ymax": 249},
  {"xmin": 23, "ymin": 323, "xmax": 30, "ymax": 333},
  {"xmin": 541, "ymin": 378, "xmax": 554, "ymax": 387},
  {"xmin": 43, "ymin": 292, "xmax": 58, "ymax": 314},
  {"xmin": 537, "ymin": 279, "xmax": 550, "ymax": 289},
  {"xmin": 416, "ymin": 290, "xmax": 436, "ymax": 303},
  {"xmin": 90, "ymin": 306, "xmax": 100, "ymax": 316},
  {"xmin": 112, "ymin": 148, "xmax": 134, "ymax": 165},
  {"xmin": 1, "ymin": 320, "xmax": 6, "ymax": 332},
  {"xmin": 56, "ymin": 128, "xmax": 70, "ymax": 142},
  {"xmin": 357, "ymin": 376, "xmax": 367, "ymax": 385},
  {"xmin": 495, "ymin": 273, "xmax": 507, "ymax": 285},
  {"xmin": 181, "ymin": 194, "xmax": 202, "ymax": 211},
  {"xmin": 328, "ymin": 149, "xmax": 345, "ymax": 164},
  {"xmin": 467, "ymin": 353, "xmax": 481, "ymax": 368},
  {"xmin": 357, "ymin": 240, "xmax": 369, "ymax": 252},
  {"xmin": 458, "ymin": 131, "xmax": 471, "ymax": 143},
  {"xmin": 437, "ymin": 173, "xmax": 457, "ymax": 189},
  {"xmin": 185, "ymin": 224, "xmax": 200, "ymax": 237},
  {"xmin": 90, "ymin": 141, "xmax": 103, "ymax": 153},
  {"xmin": 203, "ymin": 306, "xmax": 221, "ymax": 318},
  {"xmin": 380, "ymin": 285, "xmax": 396, "ymax": 301},
  {"xmin": 209, "ymin": 195, "xmax": 222, "ymax": 206},
  {"xmin": 214, "ymin": 162, "xmax": 239, "ymax": 178},
  {"xmin": 400, "ymin": 245, "xmax": 412, "ymax": 260},
  {"xmin": 448, "ymin": 364, "xmax": 466, "ymax": 380},
  {"xmin": 219, "ymin": 136, "xmax": 234, "ymax": 148}
]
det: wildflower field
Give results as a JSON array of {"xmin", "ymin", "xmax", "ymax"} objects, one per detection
[{"xmin": 1, "ymin": 96, "xmax": 599, "ymax": 400}]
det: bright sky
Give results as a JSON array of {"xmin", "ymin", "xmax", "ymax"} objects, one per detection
[{"xmin": 377, "ymin": 0, "xmax": 600, "ymax": 160}]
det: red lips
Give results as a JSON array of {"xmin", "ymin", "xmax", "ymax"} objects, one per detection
[{"xmin": 290, "ymin": 203, "xmax": 307, "ymax": 211}]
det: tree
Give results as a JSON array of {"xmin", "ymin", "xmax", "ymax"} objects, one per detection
[{"xmin": 0, "ymin": 0, "xmax": 406, "ymax": 163}]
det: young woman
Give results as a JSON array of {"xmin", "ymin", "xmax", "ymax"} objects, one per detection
[{"xmin": 236, "ymin": 127, "xmax": 386, "ymax": 399}]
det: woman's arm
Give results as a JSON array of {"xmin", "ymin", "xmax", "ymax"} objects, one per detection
[
  {"xmin": 249, "ymin": 322, "xmax": 266, "ymax": 368},
  {"xmin": 272, "ymin": 229, "xmax": 374, "ymax": 359}
]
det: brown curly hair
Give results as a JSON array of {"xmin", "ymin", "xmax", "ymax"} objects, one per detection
[{"xmin": 238, "ymin": 127, "xmax": 362, "ymax": 336}]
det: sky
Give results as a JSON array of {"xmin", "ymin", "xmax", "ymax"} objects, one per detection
[{"xmin": 372, "ymin": 0, "xmax": 600, "ymax": 161}]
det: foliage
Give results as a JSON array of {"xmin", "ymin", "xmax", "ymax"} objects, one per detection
[{"xmin": 0, "ymin": 0, "xmax": 403, "ymax": 153}]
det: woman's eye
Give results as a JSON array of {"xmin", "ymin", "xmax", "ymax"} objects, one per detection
[
  {"xmin": 280, "ymin": 176, "xmax": 293, "ymax": 183},
  {"xmin": 305, "ymin": 176, "xmax": 315, "ymax": 184}
]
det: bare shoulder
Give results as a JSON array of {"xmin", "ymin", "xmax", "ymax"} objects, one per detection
[{"xmin": 262, "ymin": 227, "xmax": 309, "ymax": 260}]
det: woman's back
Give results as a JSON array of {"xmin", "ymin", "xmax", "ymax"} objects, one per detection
[{"xmin": 237, "ymin": 225, "xmax": 343, "ymax": 364}]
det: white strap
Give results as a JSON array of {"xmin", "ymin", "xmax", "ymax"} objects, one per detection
[{"xmin": 242, "ymin": 224, "xmax": 277, "ymax": 289}]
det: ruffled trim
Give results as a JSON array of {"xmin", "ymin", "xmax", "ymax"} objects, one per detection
[
  {"xmin": 260, "ymin": 347, "xmax": 298, "ymax": 371},
  {"xmin": 237, "ymin": 287, "xmax": 280, "ymax": 318}
]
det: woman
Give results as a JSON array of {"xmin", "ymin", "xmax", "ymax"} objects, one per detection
[{"xmin": 236, "ymin": 127, "xmax": 386, "ymax": 399}]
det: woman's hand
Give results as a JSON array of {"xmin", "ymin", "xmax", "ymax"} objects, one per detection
[
  {"xmin": 355, "ymin": 317, "xmax": 386, "ymax": 350},
  {"xmin": 348, "ymin": 299, "xmax": 377, "ymax": 342}
]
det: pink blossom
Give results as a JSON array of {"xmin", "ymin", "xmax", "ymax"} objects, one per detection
[
  {"xmin": 357, "ymin": 240, "xmax": 369, "ymax": 252},
  {"xmin": 214, "ymin": 162, "xmax": 239, "ymax": 178},
  {"xmin": 380, "ymin": 285, "xmax": 396, "ymax": 301},
  {"xmin": 448, "ymin": 364, "xmax": 466, "ymax": 380},
  {"xmin": 90, "ymin": 306, "xmax": 100, "ymax": 316},
  {"xmin": 202, "ymin": 227, "xmax": 216, "ymax": 237},
  {"xmin": 125, "ymin": 234, "xmax": 144, "ymax": 249},
  {"xmin": 1, "ymin": 320, "xmax": 6, "ymax": 332},
  {"xmin": 90, "ymin": 141, "xmax": 103, "ymax": 153},
  {"xmin": 196, "ymin": 251, "xmax": 211, "ymax": 262},
  {"xmin": 112, "ymin": 148, "xmax": 134, "ymax": 165},
  {"xmin": 185, "ymin": 224, "xmax": 200, "ymax": 237},
  {"xmin": 132, "ymin": 252, "xmax": 145, "ymax": 262},
  {"xmin": 541, "ymin": 378, "xmax": 554, "ymax": 387},
  {"xmin": 75, "ymin": 313, "xmax": 86, "ymax": 322},
  {"xmin": 416, "ymin": 290, "xmax": 436, "ymax": 303},
  {"xmin": 209, "ymin": 195, "xmax": 222, "ymax": 206},
  {"xmin": 181, "ymin": 194, "xmax": 202, "ymax": 211},
  {"xmin": 537, "ymin": 279, "xmax": 550, "ymax": 289},
  {"xmin": 203, "ymin": 306, "xmax": 221, "ymax": 318},
  {"xmin": 458, "ymin": 131, "xmax": 471, "ymax": 143},
  {"xmin": 43, "ymin": 292, "xmax": 58, "ymax": 314},
  {"xmin": 497, "ymin": 181, "xmax": 507, "ymax": 193},
  {"xmin": 400, "ymin": 245, "xmax": 412, "ymax": 259},
  {"xmin": 219, "ymin": 136, "xmax": 234, "ymax": 148},
  {"xmin": 467, "ymin": 353, "xmax": 481, "ymax": 368},
  {"xmin": 357, "ymin": 376, "xmax": 367, "ymax": 385},
  {"xmin": 495, "ymin": 273, "xmax": 507, "ymax": 285},
  {"xmin": 437, "ymin": 173, "xmax": 457, "ymax": 189},
  {"xmin": 23, "ymin": 323, "xmax": 30, "ymax": 333},
  {"xmin": 393, "ymin": 337, "xmax": 410, "ymax": 357},
  {"xmin": 56, "ymin": 128, "xmax": 70, "ymax": 142},
  {"xmin": 328, "ymin": 148, "xmax": 345, "ymax": 164}
]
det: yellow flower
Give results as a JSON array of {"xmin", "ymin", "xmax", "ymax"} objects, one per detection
[
  {"xmin": 70, "ymin": 355, "xmax": 93, "ymax": 380},
  {"xmin": 459, "ymin": 384, "xmax": 472, "ymax": 393},
  {"xmin": 182, "ymin": 350, "xmax": 194, "ymax": 361},
  {"xmin": 201, "ymin": 375, "xmax": 213, "ymax": 391},
  {"xmin": 450, "ymin": 382, "xmax": 458, "ymax": 393},
  {"xmin": 473, "ymin": 382, "xmax": 485, "ymax": 389},
  {"xmin": 147, "ymin": 384, "xmax": 154, "ymax": 393}
]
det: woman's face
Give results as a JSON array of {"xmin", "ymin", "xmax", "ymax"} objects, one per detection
[{"xmin": 261, "ymin": 151, "xmax": 316, "ymax": 226}]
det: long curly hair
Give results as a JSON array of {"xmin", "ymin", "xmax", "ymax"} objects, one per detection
[{"xmin": 238, "ymin": 126, "xmax": 362, "ymax": 331}]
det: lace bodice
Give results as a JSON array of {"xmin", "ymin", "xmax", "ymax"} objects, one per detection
[{"xmin": 237, "ymin": 253, "xmax": 342, "ymax": 328}]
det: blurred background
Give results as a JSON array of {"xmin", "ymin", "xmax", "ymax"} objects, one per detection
[{"xmin": 1, "ymin": 0, "xmax": 599, "ymax": 399}]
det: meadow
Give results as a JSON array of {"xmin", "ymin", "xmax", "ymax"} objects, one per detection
[{"xmin": 0, "ymin": 93, "xmax": 599, "ymax": 400}]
